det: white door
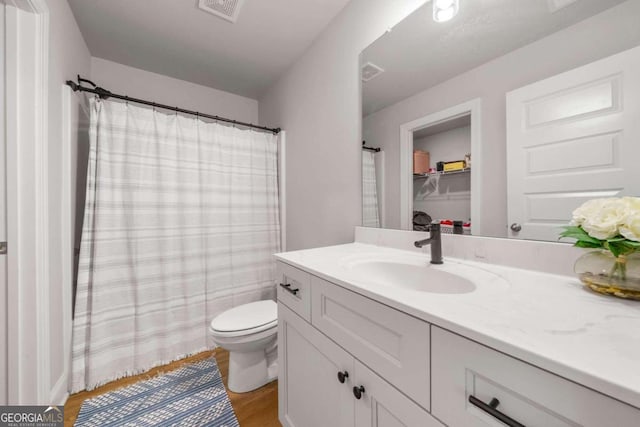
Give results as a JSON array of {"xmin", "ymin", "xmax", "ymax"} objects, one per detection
[
  {"xmin": 354, "ymin": 360, "xmax": 442, "ymax": 427},
  {"xmin": 5, "ymin": 2, "xmax": 57, "ymax": 404},
  {"xmin": 506, "ymin": 45, "xmax": 640, "ymax": 241},
  {"xmin": 278, "ymin": 303, "xmax": 355, "ymax": 427}
]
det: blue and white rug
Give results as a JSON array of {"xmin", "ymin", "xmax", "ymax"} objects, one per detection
[{"xmin": 75, "ymin": 358, "xmax": 239, "ymax": 427}]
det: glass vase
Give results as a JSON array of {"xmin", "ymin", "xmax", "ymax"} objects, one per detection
[{"xmin": 574, "ymin": 250, "xmax": 640, "ymax": 300}]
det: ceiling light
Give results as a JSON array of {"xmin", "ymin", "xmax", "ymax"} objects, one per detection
[{"xmin": 433, "ymin": 0, "xmax": 459, "ymax": 23}]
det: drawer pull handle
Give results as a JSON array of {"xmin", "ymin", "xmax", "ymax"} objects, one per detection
[
  {"xmin": 337, "ymin": 371, "xmax": 349, "ymax": 384},
  {"xmin": 353, "ymin": 385, "xmax": 365, "ymax": 400},
  {"xmin": 279, "ymin": 283, "xmax": 300, "ymax": 296},
  {"xmin": 468, "ymin": 395, "xmax": 526, "ymax": 427}
]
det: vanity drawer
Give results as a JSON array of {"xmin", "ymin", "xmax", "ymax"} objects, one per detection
[
  {"xmin": 431, "ymin": 326, "xmax": 640, "ymax": 427},
  {"xmin": 276, "ymin": 262, "xmax": 312, "ymax": 322},
  {"xmin": 311, "ymin": 276, "xmax": 431, "ymax": 411}
]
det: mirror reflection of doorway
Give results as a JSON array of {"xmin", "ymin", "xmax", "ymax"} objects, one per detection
[
  {"xmin": 412, "ymin": 115, "xmax": 471, "ymax": 234},
  {"xmin": 399, "ymin": 99, "xmax": 482, "ymax": 235}
]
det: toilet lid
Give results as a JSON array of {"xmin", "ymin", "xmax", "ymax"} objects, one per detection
[{"xmin": 210, "ymin": 300, "xmax": 277, "ymax": 333}]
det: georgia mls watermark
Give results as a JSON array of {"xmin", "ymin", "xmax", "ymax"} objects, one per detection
[{"xmin": 0, "ymin": 406, "xmax": 63, "ymax": 427}]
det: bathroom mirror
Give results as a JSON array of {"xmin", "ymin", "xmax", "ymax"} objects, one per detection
[{"xmin": 361, "ymin": 0, "xmax": 640, "ymax": 241}]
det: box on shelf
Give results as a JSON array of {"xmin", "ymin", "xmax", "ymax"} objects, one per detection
[
  {"xmin": 413, "ymin": 150, "xmax": 430, "ymax": 174},
  {"xmin": 443, "ymin": 160, "xmax": 466, "ymax": 172}
]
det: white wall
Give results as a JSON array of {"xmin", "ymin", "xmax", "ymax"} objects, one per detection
[
  {"xmin": 47, "ymin": 0, "xmax": 92, "ymax": 403},
  {"xmin": 364, "ymin": 0, "xmax": 640, "ymax": 236},
  {"xmin": 91, "ymin": 57, "xmax": 259, "ymax": 124},
  {"xmin": 413, "ymin": 126, "xmax": 471, "ymax": 222},
  {"xmin": 258, "ymin": 0, "xmax": 427, "ymax": 251}
]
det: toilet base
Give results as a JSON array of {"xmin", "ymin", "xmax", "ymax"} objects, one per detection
[{"xmin": 227, "ymin": 347, "xmax": 278, "ymax": 393}]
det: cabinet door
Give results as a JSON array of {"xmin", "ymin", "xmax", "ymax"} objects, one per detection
[
  {"xmin": 354, "ymin": 360, "xmax": 443, "ymax": 427},
  {"xmin": 278, "ymin": 303, "xmax": 355, "ymax": 427},
  {"xmin": 311, "ymin": 276, "xmax": 431, "ymax": 410}
]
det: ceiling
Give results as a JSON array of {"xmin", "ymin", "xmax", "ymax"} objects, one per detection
[
  {"xmin": 362, "ymin": 0, "xmax": 627, "ymax": 116},
  {"xmin": 68, "ymin": 0, "xmax": 352, "ymax": 99}
]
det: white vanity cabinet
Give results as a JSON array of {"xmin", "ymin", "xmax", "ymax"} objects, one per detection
[
  {"xmin": 278, "ymin": 302, "xmax": 440, "ymax": 427},
  {"xmin": 278, "ymin": 303, "xmax": 354, "ymax": 427},
  {"xmin": 353, "ymin": 360, "xmax": 441, "ymax": 427},
  {"xmin": 310, "ymin": 275, "xmax": 431, "ymax": 410},
  {"xmin": 277, "ymin": 260, "xmax": 442, "ymax": 427},
  {"xmin": 276, "ymin": 260, "xmax": 640, "ymax": 427}
]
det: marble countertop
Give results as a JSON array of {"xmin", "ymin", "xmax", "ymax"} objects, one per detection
[{"xmin": 275, "ymin": 242, "xmax": 640, "ymax": 409}]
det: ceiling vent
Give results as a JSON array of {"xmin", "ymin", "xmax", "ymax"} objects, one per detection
[
  {"xmin": 547, "ymin": 0, "xmax": 579, "ymax": 13},
  {"xmin": 198, "ymin": 0, "xmax": 245, "ymax": 23},
  {"xmin": 362, "ymin": 62, "xmax": 385, "ymax": 83}
]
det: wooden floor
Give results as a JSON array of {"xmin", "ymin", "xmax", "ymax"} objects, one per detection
[{"xmin": 64, "ymin": 349, "xmax": 281, "ymax": 427}]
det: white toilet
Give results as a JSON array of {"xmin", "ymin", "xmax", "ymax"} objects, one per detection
[{"xmin": 209, "ymin": 300, "xmax": 278, "ymax": 393}]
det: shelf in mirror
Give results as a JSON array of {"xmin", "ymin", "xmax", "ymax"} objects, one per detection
[{"xmin": 413, "ymin": 168, "xmax": 470, "ymax": 180}]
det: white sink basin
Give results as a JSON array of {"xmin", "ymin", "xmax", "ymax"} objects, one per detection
[{"xmin": 341, "ymin": 253, "xmax": 509, "ymax": 294}]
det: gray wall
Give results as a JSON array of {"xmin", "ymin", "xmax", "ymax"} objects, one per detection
[
  {"xmin": 258, "ymin": 0, "xmax": 427, "ymax": 251},
  {"xmin": 91, "ymin": 57, "xmax": 259, "ymax": 123},
  {"xmin": 364, "ymin": 0, "xmax": 640, "ymax": 236}
]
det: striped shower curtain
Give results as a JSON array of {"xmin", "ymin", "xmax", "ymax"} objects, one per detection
[
  {"xmin": 362, "ymin": 150, "xmax": 380, "ymax": 227},
  {"xmin": 71, "ymin": 98, "xmax": 281, "ymax": 392}
]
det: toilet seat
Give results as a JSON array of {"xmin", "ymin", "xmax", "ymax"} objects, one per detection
[{"xmin": 210, "ymin": 300, "xmax": 277, "ymax": 337}]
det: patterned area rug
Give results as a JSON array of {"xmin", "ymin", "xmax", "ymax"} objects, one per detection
[{"xmin": 75, "ymin": 358, "xmax": 239, "ymax": 426}]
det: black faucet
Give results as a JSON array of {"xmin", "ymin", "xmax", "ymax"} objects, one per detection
[{"xmin": 414, "ymin": 222, "xmax": 443, "ymax": 264}]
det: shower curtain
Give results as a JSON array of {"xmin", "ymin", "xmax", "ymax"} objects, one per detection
[
  {"xmin": 71, "ymin": 98, "xmax": 281, "ymax": 392},
  {"xmin": 362, "ymin": 150, "xmax": 380, "ymax": 227}
]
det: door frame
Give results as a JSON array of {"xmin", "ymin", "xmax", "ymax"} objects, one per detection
[
  {"xmin": 399, "ymin": 99, "xmax": 482, "ymax": 234},
  {"xmin": 4, "ymin": 0, "xmax": 52, "ymax": 404},
  {"xmin": 0, "ymin": 1, "xmax": 6, "ymax": 406}
]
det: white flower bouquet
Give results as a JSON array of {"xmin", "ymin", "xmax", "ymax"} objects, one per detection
[
  {"xmin": 561, "ymin": 198, "xmax": 640, "ymax": 298},
  {"xmin": 561, "ymin": 197, "xmax": 640, "ymax": 257}
]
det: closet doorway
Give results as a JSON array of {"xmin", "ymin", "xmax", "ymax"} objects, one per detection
[{"xmin": 399, "ymin": 99, "xmax": 482, "ymax": 235}]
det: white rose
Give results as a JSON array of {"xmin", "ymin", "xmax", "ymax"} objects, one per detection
[
  {"xmin": 579, "ymin": 198, "xmax": 627, "ymax": 240},
  {"xmin": 621, "ymin": 197, "xmax": 640, "ymax": 211},
  {"xmin": 619, "ymin": 197, "xmax": 640, "ymax": 242},
  {"xmin": 571, "ymin": 198, "xmax": 610, "ymax": 226}
]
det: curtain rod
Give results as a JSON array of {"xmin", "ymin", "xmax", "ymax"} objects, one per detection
[
  {"xmin": 362, "ymin": 141, "xmax": 381, "ymax": 152},
  {"xmin": 65, "ymin": 75, "xmax": 281, "ymax": 135}
]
